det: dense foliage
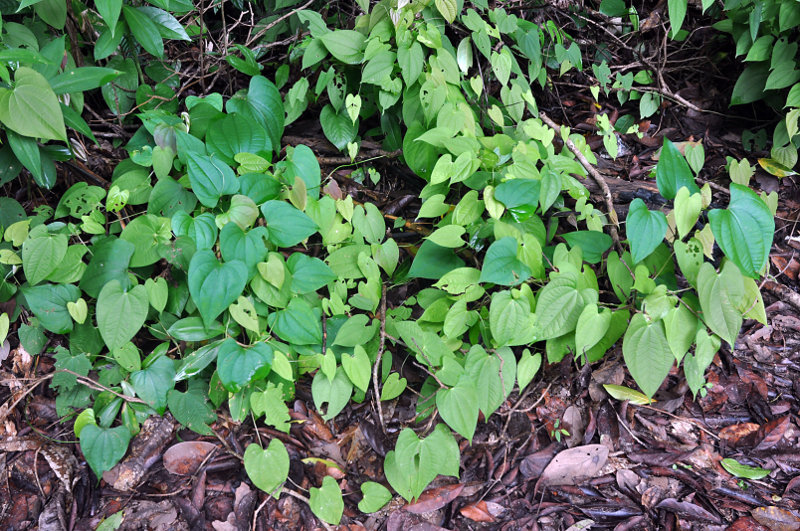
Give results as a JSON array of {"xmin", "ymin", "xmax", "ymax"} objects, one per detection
[{"xmin": 0, "ymin": 0, "xmax": 793, "ymax": 524}]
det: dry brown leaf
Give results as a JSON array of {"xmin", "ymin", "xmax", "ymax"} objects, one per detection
[
  {"xmin": 751, "ymin": 506, "xmax": 800, "ymax": 531},
  {"xmin": 538, "ymin": 444, "xmax": 609, "ymax": 487},
  {"xmin": 404, "ymin": 483, "xmax": 464, "ymax": 514},
  {"xmin": 163, "ymin": 441, "xmax": 218, "ymax": 476},
  {"xmin": 459, "ymin": 500, "xmax": 505, "ymax": 522}
]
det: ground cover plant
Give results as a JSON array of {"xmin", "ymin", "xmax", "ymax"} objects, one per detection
[{"xmin": 0, "ymin": 0, "xmax": 798, "ymax": 528}]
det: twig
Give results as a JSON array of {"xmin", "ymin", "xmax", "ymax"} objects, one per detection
[
  {"xmin": 372, "ymin": 284, "xmax": 388, "ymax": 434},
  {"xmin": 539, "ymin": 111, "xmax": 624, "ymax": 255},
  {"xmin": 245, "ymin": 0, "xmax": 315, "ymax": 47},
  {"xmin": 763, "ymin": 280, "xmax": 800, "ymax": 313}
]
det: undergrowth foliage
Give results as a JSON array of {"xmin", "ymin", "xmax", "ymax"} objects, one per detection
[{"xmin": 0, "ymin": 0, "xmax": 791, "ymax": 524}]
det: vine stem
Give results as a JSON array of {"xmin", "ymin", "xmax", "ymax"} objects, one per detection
[
  {"xmin": 372, "ymin": 284, "xmax": 388, "ymax": 434},
  {"xmin": 539, "ymin": 111, "xmax": 625, "ymax": 256}
]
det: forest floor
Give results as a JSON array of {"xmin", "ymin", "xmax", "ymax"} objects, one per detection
[{"xmin": 2, "ymin": 6, "xmax": 800, "ymax": 531}]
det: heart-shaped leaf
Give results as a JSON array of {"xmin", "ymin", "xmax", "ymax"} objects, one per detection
[
  {"xmin": 216, "ymin": 339, "xmax": 273, "ymax": 392},
  {"xmin": 436, "ymin": 379, "xmax": 479, "ymax": 442},
  {"xmin": 96, "ymin": 280, "xmax": 149, "ymax": 351},
  {"xmin": 626, "ymin": 198, "xmax": 667, "ymax": 264},
  {"xmin": 244, "ymin": 440, "xmax": 289, "ymax": 498},
  {"xmin": 358, "ymin": 481, "xmax": 392, "ymax": 513},
  {"xmin": 185, "ymin": 152, "xmax": 239, "ymax": 207},
  {"xmin": 708, "ymin": 183, "xmax": 774, "ymax": 278},
  {"xmin": 309, "ymin": 476, "xmax": 344, "ymax": 525},
  {"xmin": 67, "ymin": 298, "xmax": 88, "ymax": 324},
  {"xmin": 622, "ymin": 313, "xmax": 673, "ymax": 397},
  {"xmin": 80, "ymin": 424, "xmax": 131, "ymax": 479},
  {"xmin": 188, "ymin": 250, "xmax": 248, "ymax": 327},
  {"xmin": 655, "ymin": 138, "xmax": 699, "ymax": 199}
]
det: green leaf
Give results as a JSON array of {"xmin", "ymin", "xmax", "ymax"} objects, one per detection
[
  {"xmin": 271, "ymin": 298, "xmax": 321, "ymax": 345},
  {"xmin": 427, "ymin": 225, "xmax": 465, "ymax": 248},
  {"xmin": 534, "ymin": 276, "xmax": 596, "ymax": 340},
  {"xmin": 21, "ymin": 283, "xmax": 79, "ymax": 334},
  {"xmin": 320, "ymin": 104, "xmax": 357, "ymax": 150},
  {"xmin": 603, "ymin": 384, "xmax": 654, "ymax": 405},
  {"xmin": 362, "ymin": 50, "xmax": 396, "ymax": 85},
  {"xmin": 49, "ymin": 67, "xmax": 121, "ymax": 94},
  {"xmin": 144, "ymin": 277, "xmax": 168, "ymax": 313},
  {"xmin": 622, "ymin": 313, "xmax": 673, "ymax": 397},
  {"xmin": 130, "ymin": 356, "xmax": 175, "ymax": 414},
  {"xmin": 383, "ymin": 424, "xmax": 459, "ymax": 501},
  {"xmin": 667, "ymin": 0, "xmax": 687, "ymax": 37},
  {"xmin": 358, "ymin": 481, "xmax": 392, "ymax": 513},
  {"xmin": 96, "ymin": 281, "xmax": 148, "ymax": 351},
  {"xmin": 123, "ymin": 6, "xmax": 164, "ymax": 58},
  {"xmin": 95, "ymin": 0, "xmax": 122, "ymax": 31},
  {"xmin": 172, "ymin": 211, "xmax": 218, "ymax": 250},
  {"xmin": 435, "ymin": 0, "xmax": 458, "ymax": 22},
  {"xmin": 22, "ymin": 232, "xmax": 67, "ymax": 285},
  {"xmin": 436, "ymin": 378, "xmax": 479, "ymax": 442},
  {"xmin": 655, "ymin": 138, "xmax": 699, "ymax": 200},
  {"xmin": 561, "ymin": 231, "xmax": 613, "ymax": 264},
  {"xmin": 684, "ymin": 329, "xmax": 720, "ymax": 397},
  {"xmin": 626, "ymin": 198, "xmax": 668, "ymax": 263},
  {"xmin": 320, "ymin": 30, "xmax": 365, "ymax": 64},
  {"xmin": 186, "ymin": 153, "xmax": 239, "ymax": 208},
  {"xmin": 250, "ymin": 385, "xmax": 291, "ymax": 433},
  {"xmin": 80, "ymin": 237, "xmax": 134, "ymax": 298},
  {"xmin": 489, "ymin": 290, "xmax": 535, "ymax": 346},
  {"xmin": 720, "ymin": 458, "xmax": 771, "ymax": 480},
  {"xmin": 120, "ymin": 214, "xmax": 172, "ymax": 267},
  {"xmin": 0, "ymin": 66, "xmax": 66, "ymax": 141},
  {"xmin": 516, "ymin": 350, "xmax": 541, "ymax": 391},
  {"xmin": 261, "ymin": 200, "xmax": 318, "ymax": 247},
  {"xmin": 309, "ymin": 476, "xmax": 344, "ymax": 525},
  {"xmin": 175, "ymin": 341, "xmax": 224, "ymax": 381},
  {"xmin": 409, "ymin": 240, "xmax": 465, "ymax": 280},
  {"xmin": 188, "ymin": 250, "xmax": 248, "ymax": 327},
  {"xmin": 167, "ymin": 316, "xmax": 225, "ymax": 341},
  {"xmin": 246, "ymin": 76, "xmax": 284, "ymax": 153},
  {"xmin": 708, "ymin": 183, "xmax": 774, "ymax": 278},
  {"xmin": 244, "ymin": 440, "xmax": 290, "ymax": 498},
  {"xmin": 479, "ymin": 237, "xmax": 531, "ymax": 286},
  {"xmin": 219, "ymin": 224, "xmax": 267, "ymax": 276},
  {"xmin": 206, "ymin": 113, "xmax": 271, "ymax": 166},
  {"xmin": 80, "ymin": 425, "xmax": 131, "ymax": 478},
  {"xmin": 697, "ymin": 262, "xmax": 743, "ymax": 347},
  {"xmin": 167, "ymin": 388, "xmax": 215, "ymax": 435},
  {"xmin": 663, "ymin": 303, "xmax": 697, "ymax": 362},
  {"xmin": 575, "ymin": 304, "xmax": 612, "ymax": 355},
  {"xmin": 216, "ymin": 339, "xmax": 273, "ymax": 392},
  {"xmin": 341, "ymin": 345, "xmax": 371, "ymax": 392},
  {"xmin": 6, "ymin": 130, "xmax": 47, "ymax": 187},
  {"xmin": 137, "ymin": 6, "xmax": 190, "ymax": 41},
  {"xmin": 674, "ymin": 187, "xmax": 702, "ymax": 239},
  {"xmin": 287, "ymin": 253, "xmax": 336, "ymax": 294},
  {"xmin": 380, "ymin": 372, "xmax": 407, "ymax": 401},
  {"xmin": 311, "ymin": 366, "xmax": 352, "ymax": 420}
]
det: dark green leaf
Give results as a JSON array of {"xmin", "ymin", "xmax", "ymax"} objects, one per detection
[
  {"xmin": 216, "ymin": 339, "xmax": 273, "ymax": 392},
  {"xmin": 80, "ymin": 425, "xmax": 131, "ymax": 478},
  {"xmin": 625, "ymin": 199, "xmax": 668, "ymax": 263},
  {"xmin": 188, "ymin": 250, "xmax": 248, "ymax": 327},
  {"xmin": 479, "ymin": 237, "xmax": 531, "ymax": 286},
  {"xmin": 260, "ymin": 200, "xmax": 318, "ymax": 247},
  {"xmin": 655, "ymin": 138, "xmax": 699, "ymax": 200},
  {"xmin": 122, "ymin": 6, "xmax": 164, "ymax": 58}
]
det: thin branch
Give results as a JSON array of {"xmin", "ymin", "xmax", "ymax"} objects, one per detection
[
  {"xmin": 372, "ymin": 284, "xmax": 388, "ymax": 434},
  {"xmin": 539, "ymin": 111, "xmax": 624, "ymax": 255}
]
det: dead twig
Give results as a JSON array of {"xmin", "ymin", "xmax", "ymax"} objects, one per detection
[
  {"xmin": 539, "ymin": 111, "xmax": 624, "ymax": 255},
  {"xmin": 372, "ymin": 284, "xmax": 388, "ymax": 434}
]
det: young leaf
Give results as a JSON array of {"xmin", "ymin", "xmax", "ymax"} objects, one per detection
[
  {"xmin": 603, "ymin": 384, "xmax": 654, "ymax": 405},
  {"xmin": 516, "ymin": 350, "xmax": 541, "ymax": 391},
  {"xmin": 309, "ymin": 476, "xmax": 344, "ymax": 525},
  {"xmin": 244, "ymin": 440, "xmax": 290, "ymax": 498},
  {"xmin": 720, "ymin": 458, "xmax": 770, "ymax": 480},
  {"xmin": 311, "ymin": 367, "xmax": 352, "ymax": 421},
  {"xmin": 358, "ymin": 481, "xmax": 392, "ymax": 513},
  {"xmin": 696, "ymin": 262, "xmax": 744, "ymax": 347}
]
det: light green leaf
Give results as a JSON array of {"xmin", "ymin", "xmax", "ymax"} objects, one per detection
[
  {"xmin": 720, "ymin": 458, "xmax": 770, "ymax": 480},
  {"xmin": 186, "ymin": 153, "xmax": 239, "ymax": 208},
  {"xmin": 516, "ymin": 349, "xmax": 541, "ymax": 391},
  {"xmin": 96, "ymin": 281, "xmax": 148, "ymax": 351},
  {"xmin": 436, "ymin": 378, "xmax": 479, "ymax": 442},
  {"xmin": 311, "ymin": 367, "xmax": 352, "ymax": 421},
  {"xmin": 427, "ymin": 225, "xmax": 465, "ymax": 248},
  {"xmin": 244, "ymin": 440, "xmax": 290, "ymax": 498},
  {"xmin": 0, "ymin": 66, "xmax": 66, "ymax": 141},
  {"xmin": 479, "ymin": 237, "xmax": 531, "ymax": 286},
  {"xmin": 20, "ymin": 283, "xmax": 79, "ymax": 334},
  {"xmin": 674, "ymin": 187, "xmax": 702, "ymax": 239},
  {"xmin": 489, "ymin": 290, "xmax": 535, "ymax": 346},
  {"xmin": 130, "ymin": 356, "xmax": 174, "ymax": 414},
  {"xmin": 603, "ymin": 384, "xmax": 655, "ymax": 405},
  {"xmin": 380, "ymin": 372, "xmax": 407, "ymax": 401},
  {"xmin": 697, "ymin": 262, "xmax": 743, "ymax": 347},
  {"xmin": 320, "ymin": 30, "xmax": 365, "ymax": 64},
  {"xmin": 251, "ymin": 385, "xmax": 291, "ymax": 433},
  {"xmin": 22, "ymin": 232, "xmax": 67, "ymax": 285},
  {"xmin": 309, "ymin": 476, "xmax": 344, "ymax": 525},
  {"xmin": 575, "ymin": 304, "xmax": 612, "ymax": 356},
  {"xmin": 622, "ymin": 313, "xmax": 673, "ymax": 397},
  {"xmin": 122, "ymin": 6, "xmax": 164, "ymax": 57},
  {"xmin": 358, "ymin": 481, "xmax": 392, "ymax": 513}
]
